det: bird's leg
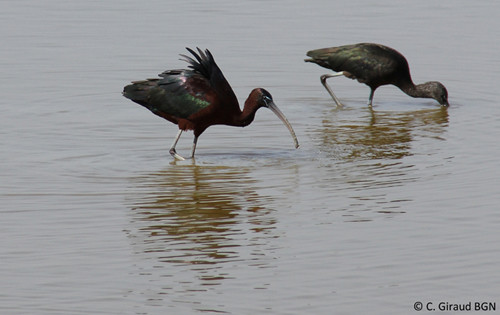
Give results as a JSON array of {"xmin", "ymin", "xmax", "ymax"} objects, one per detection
[
  {"xmin": 367, "ymin": 89, "xmax": 375, "ymax": 107},
  {"xmin": 320, "ymin": 72, "xmax": 344, "ymax": 107},
  {"xmin": 169, "ymin": 129, "xmax": 186, "ymax": 161},
  {"xmin": 189, "ymin": 136, "xmax": 198, "ymax": 159}
]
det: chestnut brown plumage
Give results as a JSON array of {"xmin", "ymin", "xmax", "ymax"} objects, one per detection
[{"xmin": 123, "ymin": 48, "xmax": 299, "ymax": 160}]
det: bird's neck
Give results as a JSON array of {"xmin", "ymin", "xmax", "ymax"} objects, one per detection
[
  {"xmin": 236, "ymin": 105, "xmax": 257, "ymax": 127},
  {"xmin": 231, "ymin": 89, "xmax": 263, "ymax": 127},
  {"xmin": 400, "ymin": 82, "xmax": 435, "ymax": 99},
  {"xmin": 229, "ymin": 102, "xmax": 258, "ymax": 127}
]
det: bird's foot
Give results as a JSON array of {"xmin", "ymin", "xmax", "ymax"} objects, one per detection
[{"xmin": 169, "ymin": 148, "xmax": 186, "ymax": 161}]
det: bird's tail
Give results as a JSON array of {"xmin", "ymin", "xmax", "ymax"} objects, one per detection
[
  {"xmin": 122, "ymin": 79, "xmax": 158, "ymax": 107},
  {"xmin": 304, "ymin": 48, "xmax": 334, "ymax": 68}
]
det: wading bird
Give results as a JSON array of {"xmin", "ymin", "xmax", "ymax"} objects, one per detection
[
  {"xmin": 123, "ymin": 48, "xmax": 299, "ymax": 160},
  {"xmin": 305, "ymin": 43, "xmax": 449, "ymax": 107}
]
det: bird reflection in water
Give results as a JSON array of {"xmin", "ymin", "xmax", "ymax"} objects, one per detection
[
  {"xmin": 315, "ymin": 106, "xmax": 449, "ymax": 161},
  {"xmin": 311, "ymin": 106, "xmax": 449, "ymax": 221},
  {"xmin": 126, "ymin": 164, "xmax": 276, "ymax": 275}
]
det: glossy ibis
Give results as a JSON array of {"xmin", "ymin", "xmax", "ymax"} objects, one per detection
[
  {"xmin": 305, "ymin": 43, "xmax": 449, "ymax": 107},
  {"xmin": 123, "ymin": 48, "xmax": 299, "ymax": 160}
]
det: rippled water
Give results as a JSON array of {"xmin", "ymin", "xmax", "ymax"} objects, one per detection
[{"xmin": 2, "ymin": 0, "xmax": 500, "ymax": 314}]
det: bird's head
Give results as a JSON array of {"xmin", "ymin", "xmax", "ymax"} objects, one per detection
[
  {"xmin": 427, "ymin": 81, "xmax": 449, "ymax": 106},
  {"xmin": 255, "ymin": 88, "xmax": 275, "ymax": 108},
  {"xmin": 250, "ymin": 88, "xmax": 299, "ymax": 149}
]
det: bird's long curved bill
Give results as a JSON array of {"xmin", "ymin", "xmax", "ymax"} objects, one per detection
[{"xmin": 266, "ymin": 101, "xmax": 299, "ymax": 149}]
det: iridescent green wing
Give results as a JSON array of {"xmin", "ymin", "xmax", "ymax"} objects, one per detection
[
  {"xmin": 152, "ymin": 69, "xmax": 213, "ymax": 119},
  {"xmin": 123, "ymin": 48, "xmax": 237, "ymax": 121},
  {"xmin": 123, "ymin": 71, "xmax": 212, "ymax": 120}
]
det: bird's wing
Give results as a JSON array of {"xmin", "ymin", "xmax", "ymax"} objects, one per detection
[
  {"xmin": 177, "ymin": 48, "xmax": 239, "ymax": 111},
  {"xmin": 154, "ymin": 68, "xmax": 215, "ymax": 119},
  {"xmin": 307, "ymin": 43, "xmax": 401, "ymax": 84},
  {"xmin": 123, "ymin": 48, "xmax": 238, "ymax": 120}
]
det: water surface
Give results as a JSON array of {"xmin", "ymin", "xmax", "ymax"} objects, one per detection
[{"xmin": 1, "ymin": 0, "xmax": 500, "ymax": 314}]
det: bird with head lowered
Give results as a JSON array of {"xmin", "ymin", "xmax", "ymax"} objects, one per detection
[{"xmin": 305, "ymin": 43, "xmax": 449, "ymax": 107}]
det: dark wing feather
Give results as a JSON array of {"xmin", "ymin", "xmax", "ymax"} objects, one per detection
[
  {"xmin": 179, "ymin": 47, "xmax": 211, "ymax": 78},
  {"xmin": 306, "ymin": 43, "xmax": 410, "ymax": 88},
  {"xmin": 123, "ymin": 47, "xmax": 237, "ymax": 122},
  {"xmin": 179, "ymin": 47, "xmax": 238, "ymax": 108}
]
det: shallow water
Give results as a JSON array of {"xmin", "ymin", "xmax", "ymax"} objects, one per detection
[{"xmin": 2, "ymin": 0, "xmax": 500, "ymax": 314}]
